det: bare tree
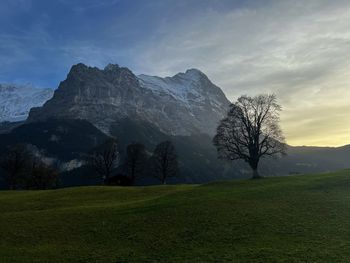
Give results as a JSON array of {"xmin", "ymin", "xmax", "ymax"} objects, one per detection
[
  {"xmin": 90, "ymin": 139, "xmax": 119, "ymax": 183},
  {"xmin": 152, "ymin": 141, "xmax": 178, "ymax": 184},
  {"xmin": 0, "ymin": 144, "xmax": 32, "ymax": 189},
  {"xmin": 27, "ymin": 158, "xmax": 59, "ymax": 190},
  {"xmin": 213, "ymin": 94, "xmax": 285, "ymax": 179},
  {"xmin": 125, "ymin": 143, "xmax": 148, "ymax": 184}
]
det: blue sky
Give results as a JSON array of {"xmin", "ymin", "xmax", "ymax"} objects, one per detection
[
  {"xmin": 2, "ymin": 0, "xmax": 350, "ymax": 146},
  {"xmin": 0, "ymin": 0, "xmax": 260, "ymax": 87}
]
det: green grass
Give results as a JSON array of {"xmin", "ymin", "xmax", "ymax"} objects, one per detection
[{"xmin": 1, "ymin": 170, "xmax": 350, "ymax": 262}]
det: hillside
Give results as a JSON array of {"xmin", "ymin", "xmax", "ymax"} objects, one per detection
[
  {"xmin": 0, "ymin": 119, "xmax": 110, "ymax": 161},
  {"xmin": 1, "ymin": 170, "xmax": 350, "ymax": 262}
]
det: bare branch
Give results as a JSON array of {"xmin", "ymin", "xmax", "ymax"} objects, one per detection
[
  {"xmin": 151, "ymin": 141, "xmax": 178, "ymax": 184},
  {"xmin": 213, "ymin": 94, "xmax": 285, "ymax": 179}
]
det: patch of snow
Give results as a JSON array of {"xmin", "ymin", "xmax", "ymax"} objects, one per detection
[
  {"xmin": 137, "ymin": 69, "xmax": 210, "ymax": 107},
  {"xmin": 60, "ymin": 159, "xmax": 85, "ymax": 171},
  {"xmin": 0, "ymin": 83, "xmax": 54, "ymax": 122}
]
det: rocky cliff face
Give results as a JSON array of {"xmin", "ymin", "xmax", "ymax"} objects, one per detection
[
  {"xmin": 0, "ymin": 84, "xmax": 53, "ymax": 122},
  {"xmin": 138, "ymin": 68, "xmax": 230, "ymax": 135},
  {"xmin": 28, "ymin": 63, "xmax": 230, "ymax": 136}
]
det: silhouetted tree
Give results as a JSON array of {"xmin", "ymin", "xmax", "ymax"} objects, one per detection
[
  {"xmin": 213, "ymin": 94, "xmax": 285, "ymax": 179},
  {"xmin": 125, "ymin": 143, "xmax": 148, "ymax": 183},
  {"xmin": 152, "ymin": 141, "xmax": 178, "ymax": 184},
  {"xmin": 0, "ymin": 144, "xmax": 32, "ymax": 189},
  {"xmin": 90, "ymin": 139, "xmax": 119, "ymax": 183},
  {"xmin": 105, "ymin": 174, "xmax": 133, "ymax": 186},
  {"xmin": 26, "ymin": 157, "xmax": 59, "ymax": 190}
]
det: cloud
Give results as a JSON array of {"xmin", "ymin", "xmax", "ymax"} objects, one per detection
[{"xmin": 130, "ymin": 0, "xmax": 350, "ymax": 146}]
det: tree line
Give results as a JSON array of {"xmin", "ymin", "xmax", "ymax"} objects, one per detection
[
  {"xmin": 0, "ymin": 144, "xmax": 59, "ymax": 190},
  {"xmin": 0, "ymin": 139, "xmax": 178, "ymax": 190},
  {"xmin": 89, "ymin": 139, "xmax": 178, "ymax": 186}
]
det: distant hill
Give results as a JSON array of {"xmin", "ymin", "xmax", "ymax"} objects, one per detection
[
  {"xmin": 0, "ymin": 119, "xmax": 109, "ymax": 161},
  {"xmin": 268, "ymin": 144, "xmax": 350, "ymax": 175}
]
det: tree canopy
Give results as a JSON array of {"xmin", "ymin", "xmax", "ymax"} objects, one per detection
[{"xmin": 213, "ymin": 94, "xmax": 285, "ymax": 178}]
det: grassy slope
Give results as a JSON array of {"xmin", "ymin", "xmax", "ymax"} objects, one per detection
[{"xmin": 1, "ymin": 171, "xmax": 350, "ymax": 262}]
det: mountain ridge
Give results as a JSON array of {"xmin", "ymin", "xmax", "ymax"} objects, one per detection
[{"xmin": 27, "ymin": 63, "xmax": 230, "ymax": 136}]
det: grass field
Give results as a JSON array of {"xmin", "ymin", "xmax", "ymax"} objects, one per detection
[{"xmin": 1, "ymin": 170, "xmax": 350, "ymax": 262}]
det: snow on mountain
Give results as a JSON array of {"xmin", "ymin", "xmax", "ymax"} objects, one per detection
[
  {"xmin": 138, "ymin": 69, "xmax": 230, "ymax": 124},
  {"xmin": 0, "ymin": 84, "xmax": 54, "ymax": 122},
  {"xmin": 138, "ymin": 70, "xmax": 205, "ymax": 104}
]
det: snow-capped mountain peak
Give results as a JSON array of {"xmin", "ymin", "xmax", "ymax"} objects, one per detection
[
  {"xmin": 28, "ymin": 63, "xmax": 230, "ymax": 136},
  {"xmin": 0, "ymin": 83, "xmax": 54, "ymax": 122},
  {"xmin": 138, "ymin": 68, "xmax": 228, "ymax": 109},
  {"xmin": 179, "ymin": 68, "xmax": 206, "ymax": 79}
]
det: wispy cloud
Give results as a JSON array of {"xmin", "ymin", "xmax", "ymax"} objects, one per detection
[{"xmin": 129, "ymin": 0, "xmax": 350, "ymax": 146}]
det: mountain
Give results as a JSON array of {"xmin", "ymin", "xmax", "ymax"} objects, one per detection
[
  {"xmin": 28, "ymin": 64, "xmax": 230, "ymax": 136},
  {"xmin": 0, "ymin": 63, "xmax": 236, "ymax": 187},
  {"xmin": 0, "ymin": 84, "xmax": 53, "ymax": 123},
  {"xmin": 137, "ymin": 69, "xmax": 230, "ymax": 135}
]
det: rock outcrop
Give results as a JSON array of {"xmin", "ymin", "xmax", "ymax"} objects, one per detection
[{"xmin": 28, "ymin": 63, "xmax": 230, "ymax": 135}]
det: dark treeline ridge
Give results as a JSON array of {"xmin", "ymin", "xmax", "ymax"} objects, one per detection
[{"xmin": 0, "ymin": 138, "xmax": 178, "ymax": 189}]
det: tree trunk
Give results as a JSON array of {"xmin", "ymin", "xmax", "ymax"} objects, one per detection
[
  {"xmin": 162, "ymin": 177, "xmax": 166, "ymax": 185},
  {"xmin": 252, "ymin": 168, "xmax": 262, "ymax": 179},
  {"xmin": 249, "ymin": 158, "xmax": 261, "ymax": 179}
]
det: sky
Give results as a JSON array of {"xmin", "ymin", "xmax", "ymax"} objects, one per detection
[{"xmin": 1, "ymin": 0, "xmax": 350, "ymax": 147}]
